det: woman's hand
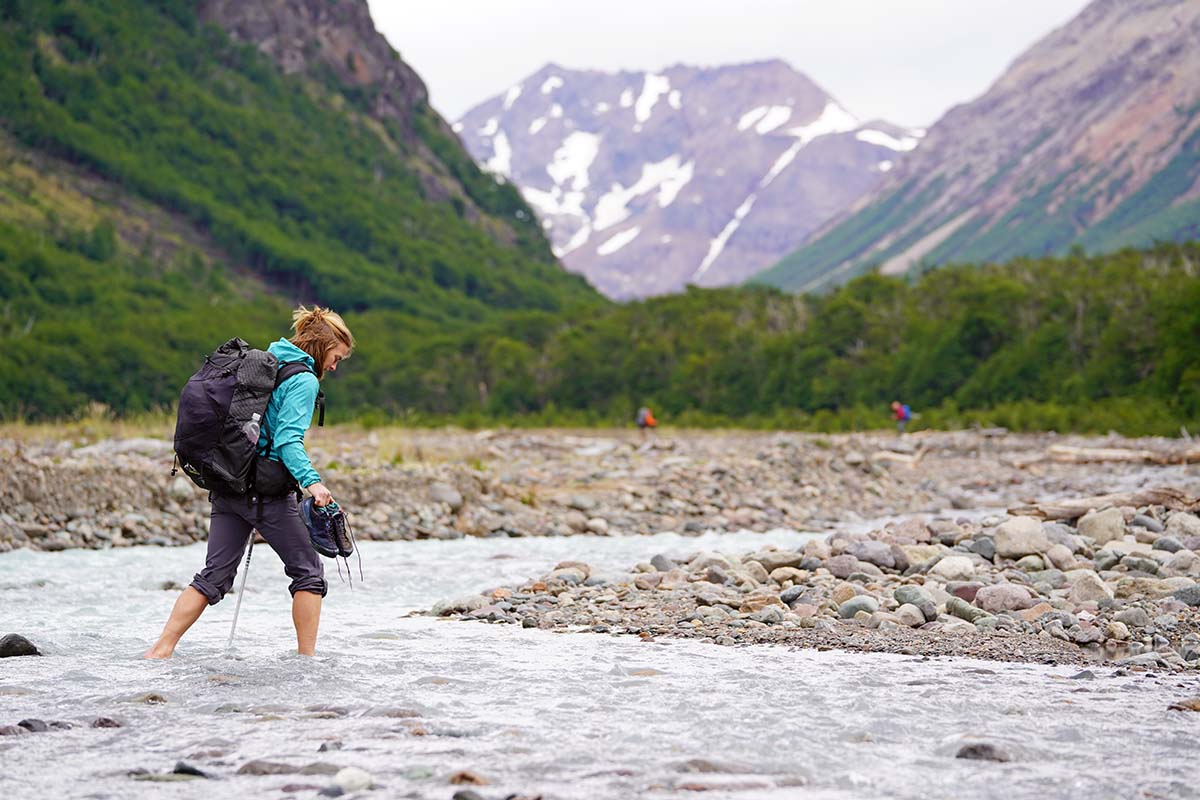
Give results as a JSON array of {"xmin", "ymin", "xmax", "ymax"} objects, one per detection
[{"xmin": 308, "ymin": 482, "xmax": 334, "ymax": 507}]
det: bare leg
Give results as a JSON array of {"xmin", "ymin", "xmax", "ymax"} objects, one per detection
[
  {"xmin": 292, "ymin": 591, "xmax": 322, "ymax": 656},
  {"xmin": 144, "ymin": 587, "xmax": 208, "ymax": 659}
]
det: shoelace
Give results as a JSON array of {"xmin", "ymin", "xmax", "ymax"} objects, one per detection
[{"xmin": 330, "ymin": 510, "xmax": 364, "ymax": 588}]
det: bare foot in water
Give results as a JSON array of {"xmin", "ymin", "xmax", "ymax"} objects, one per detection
[{"xmin": 142, "ymin": 644, "xmax": 174, "ymax": 659}]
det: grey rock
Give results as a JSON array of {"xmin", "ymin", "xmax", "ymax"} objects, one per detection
[
  {"xmin": 779, "ymin": 586, "xmax": 806, "ymax": 605},
  {"xmin": 650, "ymin": 554, "xmax": 676, "ymax": 572},
  {"xmin": 826, "ymin": 554, "xmax": 860, "ymax": 579},
  {"xmin": 974, "ymin": 584, "xmax": 1034, "ymax": 613},
  {"xmin": 428, "ymin": 482, "xmax": 464, "ymax": 511},
  {"xmin": 173, "ymin": 762, "xmax": 212, "ymax": 778},
  {"xmin": 838, "ymin": 595, "xmax": 880, "ymax": 619},
  {"xmin": 929, "ymin": 555, "xmax": 976, "ymax": 581},
  {"xmin": 91, "ymin": 717, "xmax": 122, "ymax": 728},
  {"xmin": 994, "ymin": 516, "xmax": 1051, "ymax": 558},
  {"xmin": 1171, "ymin": 586, "xmax": 1200, "ymax": 607},
  {"xmin": 568, "ymin": 495, "xmax": 597, "ymax": 512},
  {"xmin": 0, "ymin": 725, "xmax": 26, "ymax": 736},
  {"xmin": 1069, "ymin": 572, "xmax": 1114, "ymax": 603},
  {"xmin": 895, "ymin": 604, "xmax": 926, "ymax": 627},
  {"xmin": 1130, "ymin": 514, "xmax": 1164, "ymax": 533},
  {"xmin": 432, "ymin": 595, "xmax": 490, "ymax": 616},
  {"xmin": 1078, "ymin": 507, "xmax": 1127, "ymax": 546},
  {"xmin": 0, "ymin": 634, "xmax": 40, "ymax": 658},
  {"xmin": 1120, "ymin": 555, "xmax": 1159, "ymax": 575},
  {"xmin": 237, "ymin": 760, "xmax": 299, "ymax": 775},
  {"xmin": 1114, "ymin": 606, "xmax": 1151, "ymax": 627},
  {"xmin": 1152, "ymin": 536, "xmax": 1183, "ymax": 553},
  {"xmin": 16, "ymin": 719, "xmax": 48, "ymax": 733},
  {"xmin": 753, "ymin": 549, "xmax": 805, "ymax": 572},
  {"xmin": 1044, "ymin": 522, "xmax": 1080, "ymax": 550},
  {"xmin": 1014, "ymin": 554, "xmax": 1045, "ymax": 572},
  {"xmin": 845, "ymin": 540, "xmax": 895, "ymax": 570},
  {"xmin": 1027, "ymin": 568, "xmax": 1067, "ymax": 589},
  {"xmin": 894, "ymin": 585, "xmax": 938, "ymax": 621},
  {"xmin": 971, "ymin": 536, "xmax": 996, "ymax": 561},
  {"xmin": 750, "ymin": 606, "xmax": 785, "ymax": 624},
  {"xmin": 1166, "ymin": 512, "xmax": 1200, "ymax": 539},
  {"xmin": 947, "ymin": 596, "xmax": 989, "ymax": 622},
  {"xmin": 956, "ymin": 743, "xmax": 1011, "ymax": 762}
]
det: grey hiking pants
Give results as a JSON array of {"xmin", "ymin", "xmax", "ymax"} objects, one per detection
[{"xmin": 190, "ymin": 493, "xmax": 327, "ymax": 605}]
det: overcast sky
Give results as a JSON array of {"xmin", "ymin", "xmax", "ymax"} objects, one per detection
[{"xmin": 368, "ymin": 0, "xmax": 1092, "ymax": 129}]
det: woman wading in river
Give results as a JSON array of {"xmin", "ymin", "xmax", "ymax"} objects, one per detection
[{"xmin": 145, "ymin": 306, "xmax": 354, "ymax": 658}]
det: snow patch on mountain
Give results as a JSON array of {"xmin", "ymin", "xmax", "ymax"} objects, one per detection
[
  {"xmin": 635, "ymin": 74, "xmax": 671, "ymax": 124},
  {"xmin": 594, "ymin": 154, "xmax": 694, "ymax": 231},
  {"xmin": 738, "ymin": 105, "xmax": 793, "ymax": 134},
  {"xmin": 856, "ymin": 129, "xmax": 920, "ymax": 151},
  {"xmin": 597, "ymin": 226, "xmax": 641, "ymax": 256},
  {"xmin": 486, "ymin": 130, "xmax": 511, "ymax": 176},
  {"xmin": 541, "ymin": 75, "xmax": 563, "ymax": 94},
  {"xmin": 503, "ymin": 85, "xmax": 522, "ymax": 110},
  {"xmin": 546, "ymin": 132, "xmax": 601, "ymax": 190},
  {"xmin": 786, "ymin": 101, "xmax": 859, "ymax": 143}
]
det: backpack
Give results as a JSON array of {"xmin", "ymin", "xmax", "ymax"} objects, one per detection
[
  {"xmin": 172, "ymin": 338, "xmax": 324, "ymax": 496},
  {"xmin": 901, "ymin": 404, "xmax": 911, "ymax": 421}
]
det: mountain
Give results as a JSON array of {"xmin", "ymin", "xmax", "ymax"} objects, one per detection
[
  {"xmin": 0, "ymin": 0, "xmax": 597, "ymax": 417},
  {"xmin": 456, "ymin": 60, "xmax": 921, "ymax": 299},
  {"xmin": 758, "ymin": 0, "xmax": 1200, "ymax": 292}
]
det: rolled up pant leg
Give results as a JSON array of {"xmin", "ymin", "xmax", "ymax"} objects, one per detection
[
  {"xmin": 254, "ymin": 495, "xmax": 327, "ymax": 598},
  {"xmin": 190, "ymin": 495, "xmax": 252, "ymax": 605}
]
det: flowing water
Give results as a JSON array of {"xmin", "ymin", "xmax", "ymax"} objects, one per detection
[{"xmin": 1, "ymin": 528, "xmax": 1198, "ymax": 799}]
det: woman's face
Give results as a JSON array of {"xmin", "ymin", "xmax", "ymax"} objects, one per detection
[{"xmin": 323, "ymin": 343, "xmax": 351, "ymax": 373}]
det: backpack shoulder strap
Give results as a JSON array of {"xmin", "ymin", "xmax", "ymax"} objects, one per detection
[{"xmin": 275, "ymin": 362, "xmax": 325, "ymax": 427}]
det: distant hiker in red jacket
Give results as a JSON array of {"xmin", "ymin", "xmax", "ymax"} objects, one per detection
[
  {"xmin": 891, "ymin": 400, "xmax": 912, "ymax": 434},
  {"xmin": 636, "ymin": 406, "xmax": 657, "ymax": 441}
]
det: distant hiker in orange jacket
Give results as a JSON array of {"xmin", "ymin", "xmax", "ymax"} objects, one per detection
[{"xmin": 636, "ymin": 406, "xmax": 657, "ymax": 441}]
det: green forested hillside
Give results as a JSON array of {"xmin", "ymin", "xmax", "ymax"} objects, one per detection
[
  {"xmin": 335, "ymin": 243, "xmax": 1200, "ymax": 435},
  {"xmin": 0, "ymin": 0, "xmax": 601, "ymax": 416},
  {"xmin": 0, "ymin": 0, "xmax": 598, "ymax": 315}
]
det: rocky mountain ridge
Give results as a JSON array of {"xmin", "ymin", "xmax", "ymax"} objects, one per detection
[
  {"xmin": 760, "ymin": 0, "xmax": 1200, "ymax": 291},
  {"xmin": 457, "ymin": 60, "xmax": 920, "ymax": 298}
]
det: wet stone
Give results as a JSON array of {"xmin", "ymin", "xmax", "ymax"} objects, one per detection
[
  {"xmin": 1151, "ymin": 536, "xmax": 1182, "ymax": 553},
  {"xmin": 956, "ymin": 743, "xmax": 1012, "ymax": 762},
  {"xmin": 0, "ymin": 634, "xmax": 40, "ymax": 658},
  {"xmin": 1131, "ymin": 514, "xmax": 1164, "ymax": 533},
  {"xmin": 91, "ymin": 717, "xmax": 122, "ymax": 728},
  {"xmin": 173, "ymin": 762, "xmax": 212, "ymax": 778},
  {"xmin": 1172, "ymin": 586, "xmax": 1200, "ymax": 607},
  {"xmin": 16, "ymin": 719, "xmax": 48, "ymax": 733},
  {"xmin": 236, "ymin": 760, "xmax": 298, "ymax": 775}
]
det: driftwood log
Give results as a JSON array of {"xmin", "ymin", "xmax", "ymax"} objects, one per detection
[
  {"xmin": 1010, "ymin": 445, "xmax": 1200, "ymax": 469},
  {"xmin": 1009, "ymin": 487, "xmax": 1200, "ymax": 520}
]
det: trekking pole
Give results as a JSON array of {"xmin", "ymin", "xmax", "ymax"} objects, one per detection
[{"xmin": 225, "ymin": 532, "xmax": 256, "ymax": 652}]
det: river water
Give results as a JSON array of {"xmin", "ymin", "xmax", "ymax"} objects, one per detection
[{"xmin": 1, "ymin": 528, "xmax": 1198, "ymax": 799}]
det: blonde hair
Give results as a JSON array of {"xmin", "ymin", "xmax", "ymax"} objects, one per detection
[{"xmin": 289, "ymin": 305, "xmax": 355, "ymax": 379}]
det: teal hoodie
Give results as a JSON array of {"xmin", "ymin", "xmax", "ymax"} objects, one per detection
[{"xmin": 259, "ymin": 338, "xmax": 321, "ymax": 488}]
